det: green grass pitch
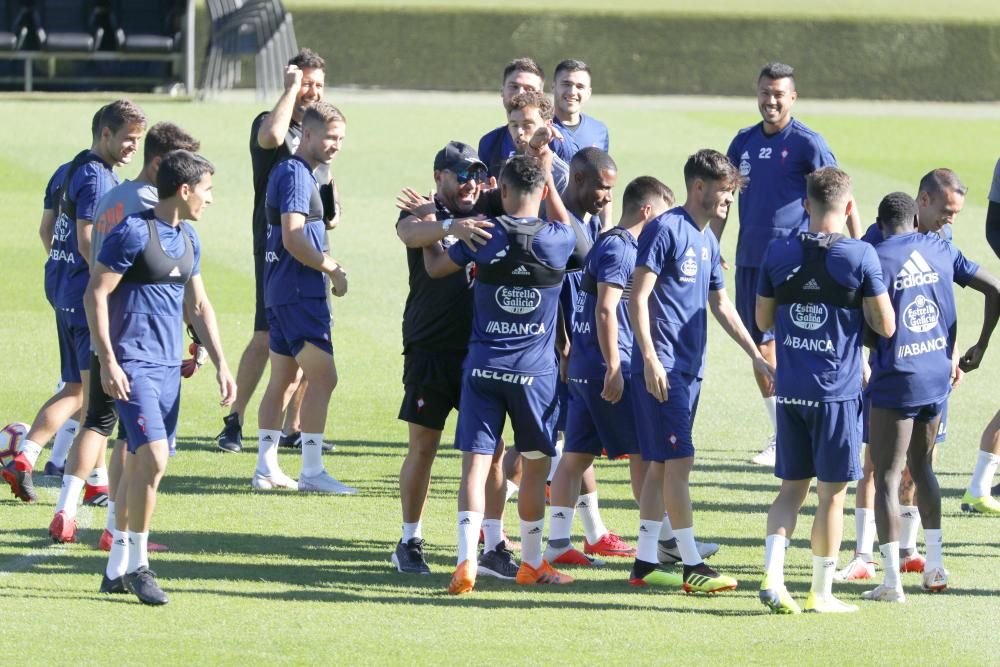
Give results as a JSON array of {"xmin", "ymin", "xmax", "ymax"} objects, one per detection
[{"xmin": 1, "ymin": 92, "xmax": 999, "ymax": 665}]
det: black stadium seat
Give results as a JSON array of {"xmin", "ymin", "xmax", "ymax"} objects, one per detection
[
  {"xmin": 0, "ymin": 0, "xmax": 30, "ymax": 51},
  {"xmin": 37, "ymin": 0, "xmax": 103, "ymax": 52},
  {"xmin": 111, "ymin": 0, "xmax": 183, "ymax": 53}
]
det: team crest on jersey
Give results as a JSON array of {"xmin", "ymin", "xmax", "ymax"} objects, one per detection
[
  {"xmin": 680, "ymin": 247, "xmax": 698, "ymax": 278},
  {"xmin": 739, "ymin": 151, "xmax": 751, "ymax": 177},
  {"xmin": 53, "ymin": 214, "xmax": 72, "ymax": 243},
  {"xmin": 903, "ymin": 295, "xmax": 939, "ymax": 333},
  {"xmin": 495, "ymin": 285, "xmax": 541, "ymax": 314},
  {"xmin": 790, "ymin": 302, "xmax": 828, "ymax": 330}
]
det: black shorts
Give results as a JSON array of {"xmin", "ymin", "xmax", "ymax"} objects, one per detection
[
  {"xmin": 254, "ymin": 252, "xmax": 268, "ymax": 332},
  {"xmin": 397, "ymin": 349, "xmax": 466, "ymax": 431},
  {"xmin": 83, "ymin": 353, "xmax": 119, "ymax": 437}
]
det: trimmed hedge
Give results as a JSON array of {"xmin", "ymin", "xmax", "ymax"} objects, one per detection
[{"xmin": 197, "ymin": 8, "xmax": 1000, "ymax": 101}]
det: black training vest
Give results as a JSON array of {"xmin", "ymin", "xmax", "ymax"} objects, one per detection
[
  {"xmin": 773, "ymin": 233, "xmax": 862, "ymax": 309},
  {"xmin": 580, "ymin": 227, "xmax": 636, "ymax": 295},
  {"xmin": 475, "ymin": 216, "xmax": 565, "ymax": 288},
  {"xmin": 265, "ymin": 156, "xmax": 325, "ymax": 228},
  {"xmin": 121, "ymin": 211, "xmax": 195, "ymax": 285},
  {"xmin": 56, "ymin": 149, "xmax": 100, "ymax": 221}
]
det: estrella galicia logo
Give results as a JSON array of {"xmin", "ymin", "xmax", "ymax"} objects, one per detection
[
  {"xmin": 495, "ymin": 286, "xmax": 541, "ymax": 315},
  {"xmin": 53, "ymin": 214, "xmax": 72, "ymax": 243},
  {"xmin": 903, "ymin": 295, "xmax": 939, "ymax": 333},
  {"xmin": 790, "ymin": 302, "xmax": 828, "ymax": 331},
  {"xmin": 680, "ymin": 247, "xmax": 698, "ymax": 278}
]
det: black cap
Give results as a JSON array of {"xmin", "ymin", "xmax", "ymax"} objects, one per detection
[{"xmin": 434, "ymin": 141, "xmax": 486, "ymax": 173}]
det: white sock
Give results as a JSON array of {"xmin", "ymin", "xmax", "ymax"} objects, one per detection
[
  {"xmin": 456, "ymin": 511, "xmax": 483, "ymax": 565},
  {"xmin": 505, "ymin": 480, "xmax": 519, "ymax": 501},
  {"xmin": 576, "ymin": 492, "xmax": 608, "ymax": 544},
  {"xmin": 674, "ymin": 526, "xmax": 700, "ymax": 566},
  {"xmin": 18, "ymin": 439, "xmax": 43, "ymax": 468},
  {"xmin": 855, "ymin": 507, "xmax": 876, "ymax": 558},
  {"xmin": 105, "ymin": 529, "xmax": 129, "ymax": 579},
  {"xmin": 658, "ymin": 512, "xmax": 675, "ymax": 542},
  {"xmin": 763, "ymin": 534, "xmax": 787, "ymax": 589},
  {"xmin": 899, "ymin": 505, "xmax": 920, "ymax": 551},
  {"xmin": 547, "ymin": 506, "xmax": 574, "ymax": 544},
  {"xmin": 55, "ymin": 475, "xmax": 85, "ymax": 518},
  {"xmin": 547, "ymin": 438, "xmax": 563, "ymax": 483},
  {"xmin": 402, "ymin": 521, "xmax": 422, "ymax": 542},
  {"xmin": 763, "ymin": 395, "xmax": 777, "ymax": 432},
  {"xmin": 520, "ymin": 518, "xmax": 545, "ymax": 569},
  {"xmin": 106, "ymin": 500, "xmax": 117, "ymax": 532},
  {"xmin": 50, "ymin": 419, "xmax": 78, "ymax": 467},
  {"xmin": 811, "ymin": 555, "xmax": 837, "ymax": 597},
  {"xmin": 482, "ymin": 518, "xmax": 504, "ymax": 552},
  {"xmin": 300, "ymin": 432, "xmax": 325, "ymax": 477},
  {"xmin": 637, "ymin": 519, "xmax": 661, "ymax": 563},
  {"xmin": 88, "ymin": 466, "xmax": 108, "ymax": 486},
  {"xmin": 879, "ymin": 541, "xmax": 901, "ymax": 588},
  {"xmin": 924, "ymin": 528, "xmax": 943, "ymax": 570},
  {"xmin": 256, "ymin": 429, "xmax": 281, "ymax": 475},
  {"xmin": 969, "ymin": 450, "xmax": 1000, "ymax": 498},
  {"xmin": 126, "ymin": 531, "xmax": 149, "ymax": 573}
]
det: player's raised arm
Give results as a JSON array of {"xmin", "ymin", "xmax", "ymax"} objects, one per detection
[{"xmin": 422, "ymin": 242, "xmax": 464, "ymax": 278}]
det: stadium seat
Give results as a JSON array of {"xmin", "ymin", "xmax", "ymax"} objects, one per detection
[
  {"xmin": 36, "ymin": 0, "xmax": 103, "ymax": 52},
  {"xmin": 0, "ymin": 0, "xmax": 30, "ymax": 51},
  {"xmin": 110, "ymin": 0, "xmax": 183, "ymax": 53}
]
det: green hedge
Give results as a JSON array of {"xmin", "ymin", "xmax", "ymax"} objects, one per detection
[{"xmin": 197, "ymin": 8, "xmax": 1000, "ymax": 101}]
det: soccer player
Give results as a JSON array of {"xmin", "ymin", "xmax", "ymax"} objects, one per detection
[
  {"xmin": 861, "ymin": 192, "xmax": 999, "ymax": 601},
  {"xmin": 628, "ymin": 150, "xmax": 772, "ymax": 594},
  {"xmin": 718, "ymin": 62, "xmax": 862, "ymax": 467},
  {"xmin": 88, "ymin": 149, "xmax": 235, "ymax": 604},
  {"xmin": 48, "ymin": 122, "xmax": 200, "ymax": 548},
  {"xmin": 392, "ymin": 141, "xmax": 512, "ymax": 575},
  {"xmin": 478, "ymin": 58, "xmax": 575, "ymax": 180},
  {"xmin": 3, "ymin": 100, "xmax": 145, "ymax": 503},
  {"xmin": 253, "ymin": 101, "xmax": 353, "ymax": 494},
  {"xmin": 544, "ymin": 176, "xmax": 672, "ymax": 569},
  {"xmin": 551, "ymin": 59, "xmax": 609, "ymax": 155},
  {"xmin": 423, "ymin": 146, "xmax": 577, "ymax": 594},
  {"xmin": 219, "ymin": 48, "xmax": 336, "ymax": 454},
  {"xmin": 756, "ymin": 167, "xmax": 894, "ymax": 614}
]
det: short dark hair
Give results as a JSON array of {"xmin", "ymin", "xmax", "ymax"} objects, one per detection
[
  {"xmin": 500, "ymin": 155, "xmax": 546, "ymax": 194},
  {"xmin": 302, "ymin": 101, "xmax": 346, "ymax": 128},
  {"xmin": 157, "ymin": 150, "xmax": 214, "ymax": 200},
  {"xmin": 91, "ymin": 104, "xmax": 106, "ymax": 139},
  {"xmin": 508, "ymin": 91, "xmax": 554, "ymax": 121},
  {"xmin": 806, "ymin": 167, "xmax": 853, "ymax": 208},
  {"xmin": 97, "ymin": 99, "xmax": 146, "ymax": 136},
  {"xmin": 877, "ymin": 191, "xmax": 919, "ymax": 232},
  {"xmin": 683, "ymin": 149, "xmax": 742, "ymax": 190},
  {"xmin": 759, "ymin": 61, "xmax": 795, "ymax": 83},
  {"xmin": 503, "ymin": 57, "xmax": 543, "ymax": 86},
  {"xmin": 622, "ymin": 176, "xmax": 675, "ymax": 213},
  {"xmin": 918, "ymin": 168, "xmax": 968, "ymax": 199},
  {"xmin": 144, "ymin": 123, "xmax": 200, "ymax": 165},
  {"xmin": 553, "ymin": 59, "xmax": 591, "ymax": 81},
  {"xmin": 288, "ymin": 48, "xmax": 325, "ymax": 72},
  {"xmin": 570, "ymin": 147, "xmax": 617, "ymax": 180}
]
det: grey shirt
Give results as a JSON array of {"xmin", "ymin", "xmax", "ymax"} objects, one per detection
[
  {"xmin": 989, "ymin": 158, "xmax": 1000, "ymax": 204},
  {"xmin": 90, "ymin": 179, "xmax": 158, "ymax": 266}
]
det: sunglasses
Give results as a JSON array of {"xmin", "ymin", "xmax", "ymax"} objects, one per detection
[{"xmin": 452, "ymin": 165, "xmax": 488, "ymax": 184}]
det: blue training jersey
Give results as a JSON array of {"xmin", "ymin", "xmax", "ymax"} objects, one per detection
[
  {"xmin": 866, "ymin": 232, "xmax": 978, "ymax": 408},
  {"xmin": 44, "ymin": 152, "xmax": 119, "ymax": 308},
  {"xmin": 758, "ymin": 233, "xmax": 886, "ymax": 401},
  {"xmin": 568, "ymin": 227, "xmax": 637, "ymax": 380},
  {"xmin": 448, "ymin": 217, "xmax": 576, "ymax": 375},
  {"xmin": 860, "ymin": 221, "xmax": 953, "ymax": 246},
  {"xmin": 727, "ymin": 119, "xmax": 837, "ymax": 268},
  {"xmin": 553, "ymin": 113, "xmax": 610, "ymax": 156},
  {"xmin": 263, "ymin": 156, "xmax": 328, "ymax": 308},
  {"xmin": 99, "ymin": 215, "xmax": 201, "ymax": 367},
  {"xmin": 559, "ymin": 209, "xmax": 603, "ymax": 333},
  {"xmin": 633, "ymin": 207, "xmax": 725, "ymax": 379}
]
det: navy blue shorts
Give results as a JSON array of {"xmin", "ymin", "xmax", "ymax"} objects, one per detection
[
  {"xmin": 564, "ymin": 376, "xmax": 639, "ymax": 459},
  {"xmin": 735, "ymin": 266, "xmax": 774, "ymax": 346},
  {"xmin": 555, "ymin": 376, "xmax": 569, "ymax": 433},
  {"xmin": 455, "ymin": 369, "xmax": 559, "ymax": 457},
  {"xmin": 776, "ymin": 396, "xmax": 863, "ymax": 483},
  {"xmin": 115, "ymin": 361, "xmax": 180, "ymax": 453},
  {"xmin": 863, "ymin": 397, "xmax": 948, "ymax": 445},
  {"xmin": 631, "ymin": 370, "xmax": 702, "ymax": 463},
  {"xmin": 55, "ymin": 306, "xmax": 90, "ymax": 384},
  {"xmin": 267, "ymin": 297, "xmax": 332, "ymax": 358}
]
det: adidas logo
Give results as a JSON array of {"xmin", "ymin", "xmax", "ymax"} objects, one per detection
[
  {"xmin": 262, "ymin": 435, "xmax": 274, "ymax": 442},
  {"xmin": 895, "ymin": 250, "xmax": 939, "ymax": 289},
  {"xmin": 741, "ymin": 151, "xmax": 750, "ymax": 160},
  {"xmin": 528, "ymin": 527, "xmax": 542, "ymax": 535},
  {"xmin": 552, "ymin": 511, "xmax": 566, "ymax": 519},
  {"xmin": 169, "ymin": 266, "xmax": 181, "ymax": 278},
  {"xmin": 803, "ymin": 278, "xmax": 821, "ymax": 290},
  {"xmin": 684, "ymin": 247, "xmax": 696, "ymax": 257},
  {"xmin": 114, "ymin": 538, "xmax": 126, "ymax": 546},
  {"xmin": 576, "ymin": 500, "xmax": 588, "ymax": 508},
  {"xmin": 639, "ymin": 525, "xmax": 649, "ymax": 533},
  {"xmin": 512, "ymin": 264, "xmax": 530, "ymax": 276},
  {"xmin": 459, "ymin": 518, "xmax": 471, "ymax": 525}
]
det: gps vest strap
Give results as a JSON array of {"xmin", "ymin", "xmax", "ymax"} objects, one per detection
[
  {"xmin": 55, "ymin": 149, "xmax": 100, "ymax": 222},
  {"xmin": 122, "ymin": 211, "xmax": 195, "ymax": 285},
  {"xmin": 475, "ymin": 216, "xmax": 565, "ymax": 288},
  {"xmin": 580, "ymin": 227, "xmax": 636, "ymax": 295},
  {"xmin": 773, "ymin": 233, "xmax": 862, "ymax": 309}
]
